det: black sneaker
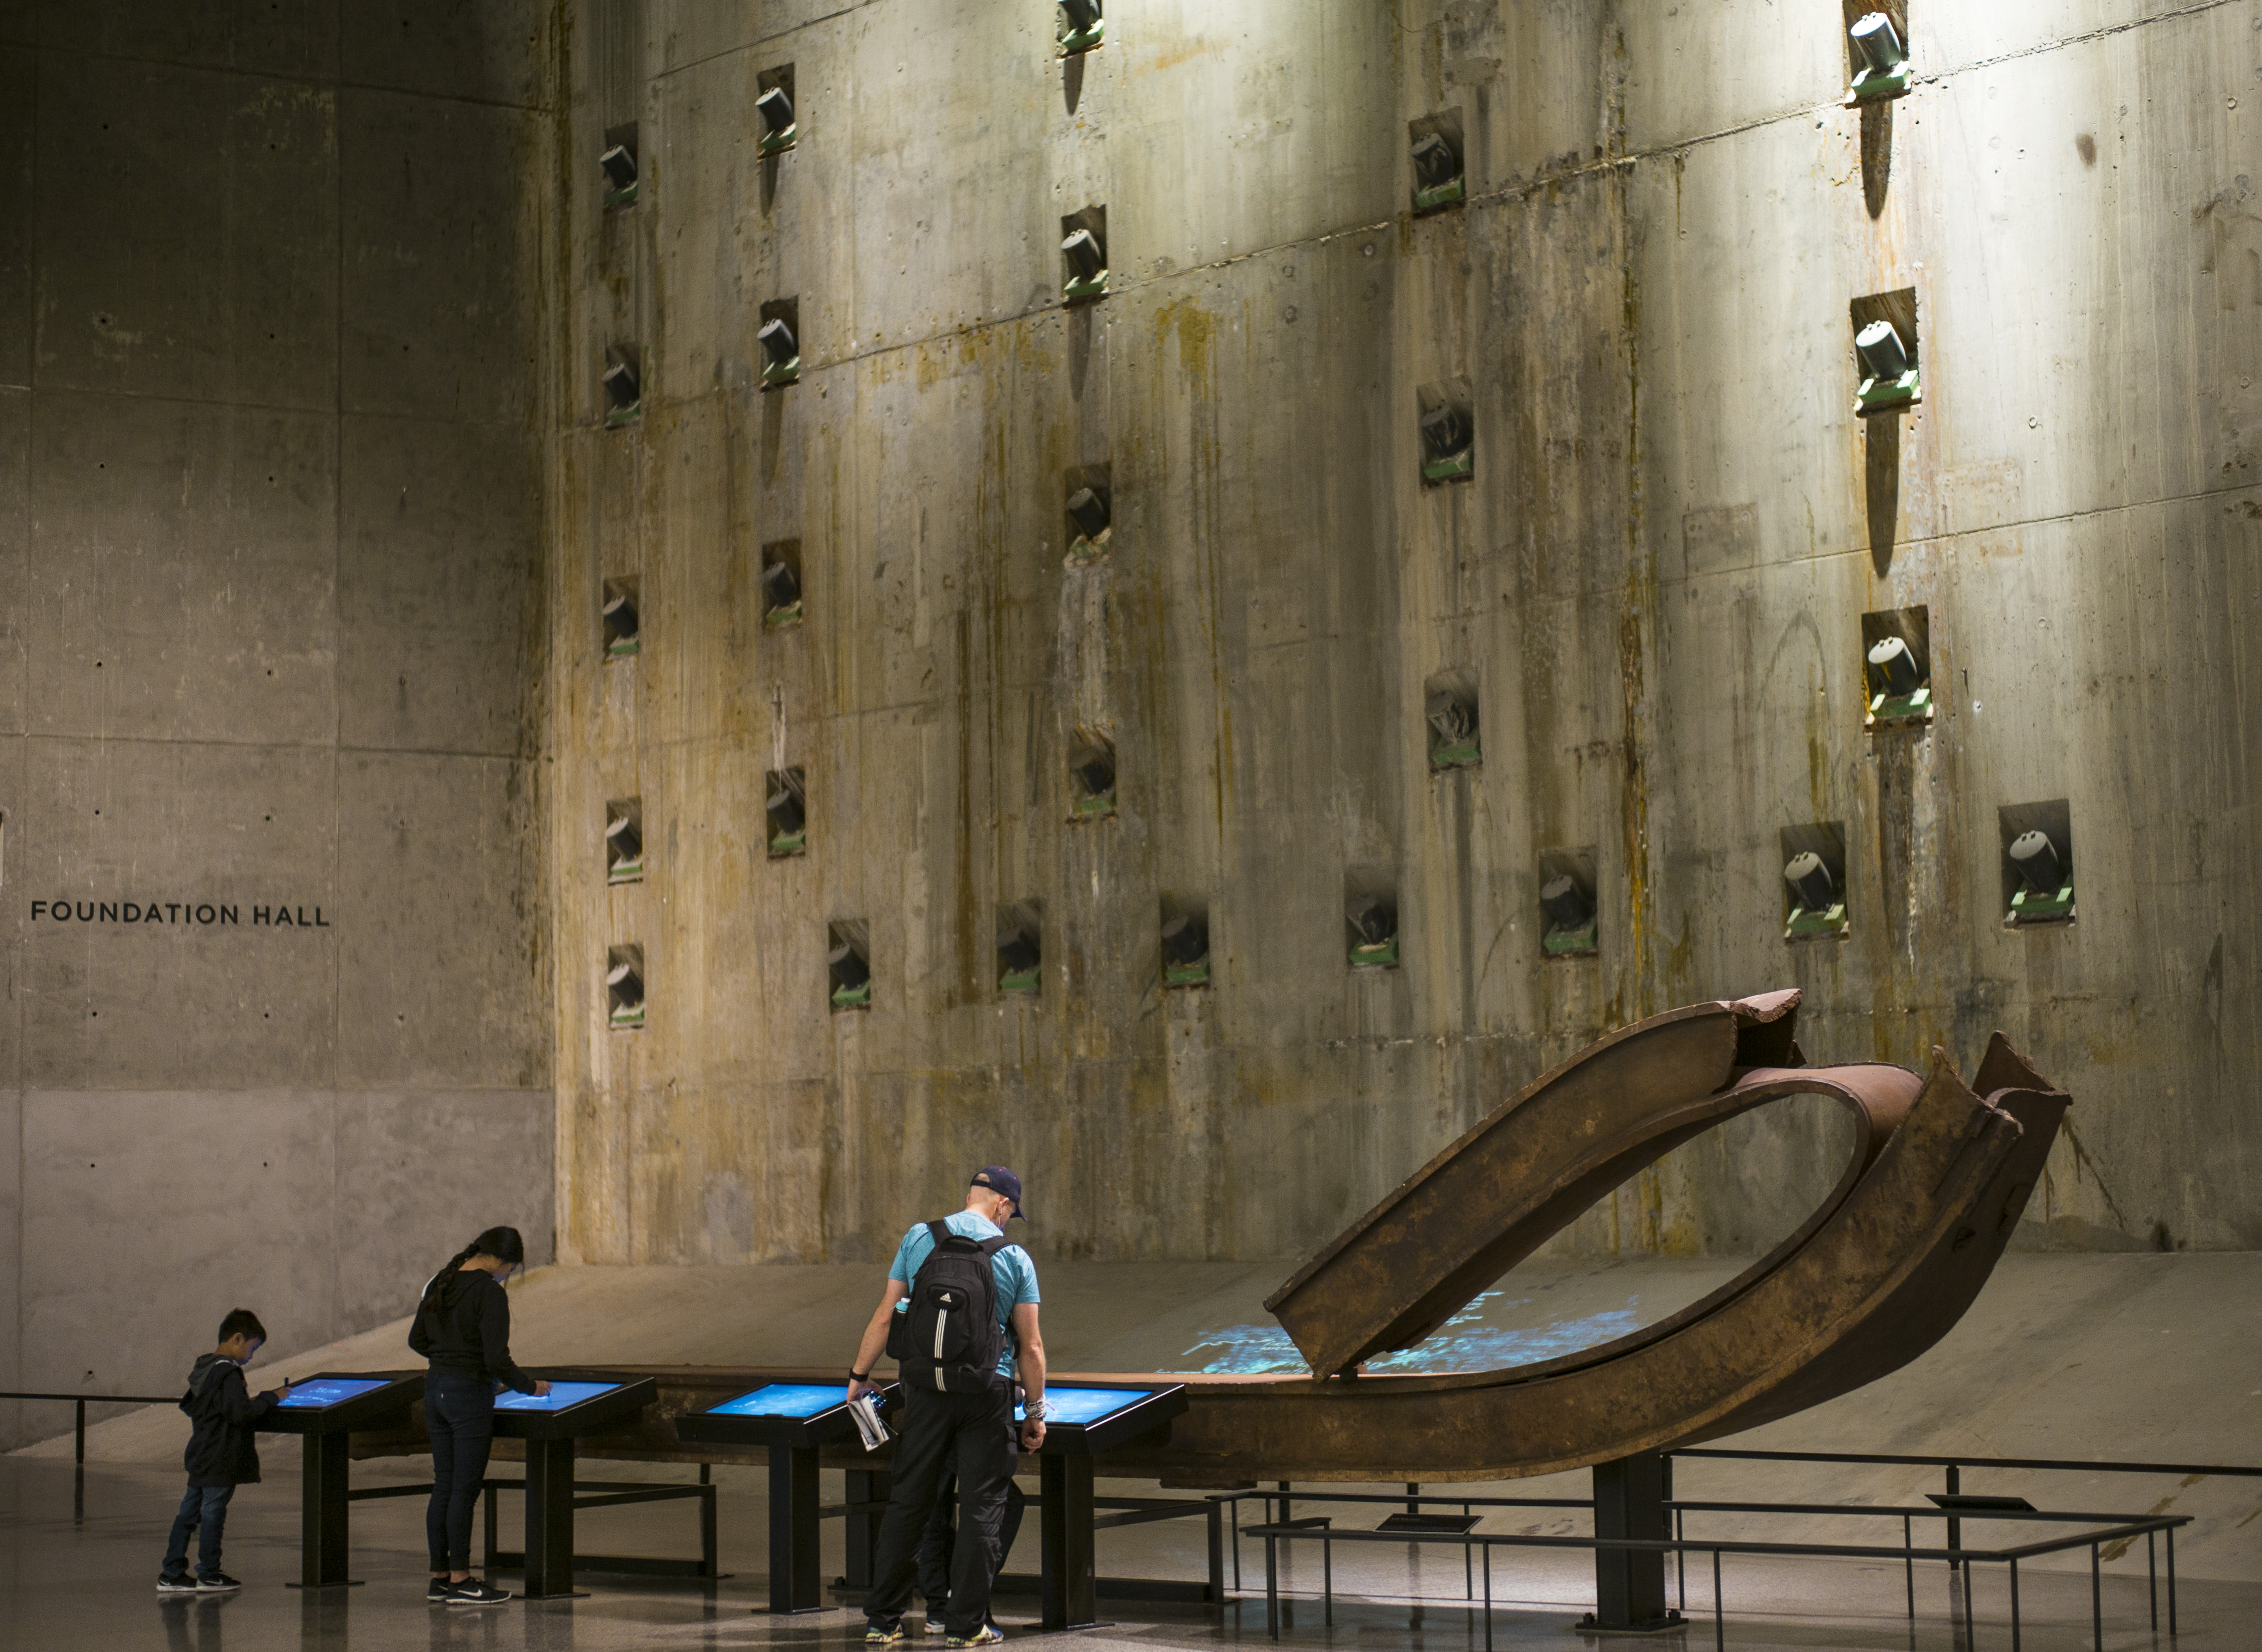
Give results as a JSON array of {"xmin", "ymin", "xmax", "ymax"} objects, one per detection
[
  {"xmin": 157, "ymin": 1575, "xmax": 200, "ymax": 1595},
  {"xmin": 194, "ymin": 1573, "xmax": 242, "ymax": 1593},
  {"xmin": 426, "ymin": 1577, "xmax": 453, "ymax": 1603},
  {"xmin": 447, "ymin": 1579, "xmax": 513, "ymax": 1606}
]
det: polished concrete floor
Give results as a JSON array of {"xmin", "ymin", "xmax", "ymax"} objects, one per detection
[{"xmin": 3, "ymin": 1454, "xmax": 2253, "ymax": 1652}]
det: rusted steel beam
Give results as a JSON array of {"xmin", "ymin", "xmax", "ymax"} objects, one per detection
[{"xmin": 344, "ymin": 998, "xmax": 2066, "ymax": 1488}]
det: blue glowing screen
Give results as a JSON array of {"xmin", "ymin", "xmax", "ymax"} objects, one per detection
[
  {"xmin": 494, "ymin": 1381, "xmax": 619, "ymax": 1412},
  {"xmin": 1017, "ymin": 1387, "xmax": 1155, "ymax": 1427},
  {"xmin": 277, "ymin": 1378, "xmax": 392, "ymax": 1410},
  {"xmin": 708, "ymin": 1383, "xmax": 844, "ymax": 1420}
]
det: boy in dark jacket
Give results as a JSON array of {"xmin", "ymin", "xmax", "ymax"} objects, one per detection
[{"xmin": 158, "ymin": 1308, "xmax": 291, "ymax": 1593}]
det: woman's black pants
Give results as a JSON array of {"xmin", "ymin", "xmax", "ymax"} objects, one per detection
[{"xmin": 424, "ymin": 1372, "xmax": 496, "ymax": 1572}]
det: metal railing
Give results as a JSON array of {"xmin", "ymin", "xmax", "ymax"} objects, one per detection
[
  {"xmin": 1216, "ymin": 1447, "xmax": 2261, "ymax": 1652},
  {"xmin": 2, "ymin": 1390, "xmax": 181, "ymax": 1523},
  {"xmin": 2, "ymin": 1390, "xmax": 180, "ymax": 1465},
  {"xmin": 1239, "ymin": 1505, "xmax": 2189, "ymax": 1652}
]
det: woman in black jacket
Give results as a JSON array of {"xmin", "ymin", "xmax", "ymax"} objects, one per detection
[{"xmin": 408, "ymin": 1226, "xmax": 548, "ymax": 1605}]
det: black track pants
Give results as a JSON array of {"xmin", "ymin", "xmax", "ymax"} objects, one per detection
[{"xmin": 865, "ymin": 1384, "xmax": 1015, "ymax": 1638}]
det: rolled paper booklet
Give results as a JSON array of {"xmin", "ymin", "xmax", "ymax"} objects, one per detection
[{"xmin": 849, "ymin": 1391, "xmax": 889, "ymax": 1451}]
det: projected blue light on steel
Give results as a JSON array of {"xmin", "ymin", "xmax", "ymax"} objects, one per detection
[
  {"xmin": 1015, "ymin": 1387, "xmax": 1154, "ymax": 1426},
  {"xmin": 277, "ymin": 1378, "xmax": 392, "ymax": 1410},
  {"xmin": 708, "ymin": 1383, "xmax": 843, "ymax": 1419},
  {"xmin": 1171, "ymin": 1293, "xmax": 1647, "ymax": 1376},
  {"xmin": 495, "ymin": 1381, "xmax": 619, "ymax": 1411}
]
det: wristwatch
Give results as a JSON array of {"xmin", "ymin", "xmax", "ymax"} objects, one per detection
[{"xmin": 1024, "ymin": 1398, "xmax": 1049, "ymax": 1421}]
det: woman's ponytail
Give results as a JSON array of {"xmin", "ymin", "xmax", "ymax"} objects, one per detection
[
  {"xmin": 417, "ymin": 1227, "xmax": 528, "ymax": 1327},
  {"xmin": 417, "ymin": 1243, "xmax": 481, "ymax": 1328}
]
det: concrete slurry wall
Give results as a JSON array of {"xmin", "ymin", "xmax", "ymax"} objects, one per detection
[
  {"xmin": 0, "ymin": 4, "xmax": 557, "ymax": 1448},
  {"xmin": 548, "ymin": 2, "xmax": 2260, "ymax": 1270}
]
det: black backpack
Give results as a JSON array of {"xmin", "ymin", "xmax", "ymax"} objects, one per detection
[{"xmin": 889, "ymin": 1221, "xmax": 1009, "ymax": 1391}]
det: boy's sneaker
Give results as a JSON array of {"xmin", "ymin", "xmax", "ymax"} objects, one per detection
[
  {"xmin": 946, "ymin": 1628, "xmax": 1006, "ymax": 1648},
  {"xmin": 156, "ymin": 1575, "xmax": 200, "ymax": 1595},
  {"xmin": 426, "ymin": 1577, "xmax": 453, "ymax": 1603},
  {"xmin": 447, "ymin": 1579, "xmax": 513, "ymax": 1606},
  {"xmin": 194, "ymin": 1573, "xmax": 242, "ymax": 1593},
  {"xmin": 923, "ymin": 1616, "xmax": 948, "ymax": 1636},
  {"xmin": 865, "ymin": 1625, "xmax": 906, "ymax": 1646}
]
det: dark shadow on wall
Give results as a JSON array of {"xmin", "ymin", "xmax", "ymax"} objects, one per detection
[
  {"xmin": 1860, "ymin": 99, "xmax": 1893, "ymax": 218},
  {"xmin": 1864, "ymin": 413, "xmax": 1900, "ymax": 577},
  {"xmin": 1063, "ymin": 53, "xmax": 1085, "ymax": 115}
]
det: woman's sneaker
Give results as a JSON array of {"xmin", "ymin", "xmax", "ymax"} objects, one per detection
[
  {"xmin": 156, "ymin": 1575, "xmax": 200, "ymax": 1594},
  {"xmin": 447, "ymin": 1579, "xmax": 513, "ymax": 1606},
  {"xmin": 946, "ymin": 1628, "xmax": 1005, "ymax": 1648},
  {"xmin": 426, "ymin": 1576, "xmax": 454, "ymax": 1603},
  {"xmin": 194, "ymin": 1573, "xmax": 242, "ymax": 1593}
]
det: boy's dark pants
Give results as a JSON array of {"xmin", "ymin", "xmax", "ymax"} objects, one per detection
[
  {"xmin": 162, "ymin": 1484, "xmax": 236, "ymax": 1579},
  {"xmin": 424, "ymin": 1372, "xmax": 497, "ymax": 1572},
  {"xmin": 917, "ymin": 1475, "xmax": 1026, "ymax": 1615},
  {"xmin": 864, "ymin": 1384, "xmax": 1015, "ymax": 1638}
]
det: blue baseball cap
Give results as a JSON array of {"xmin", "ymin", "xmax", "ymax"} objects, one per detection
[{"xmin": 971, "ymin": 1166, "xmax": 1027, "ymax": 1220}]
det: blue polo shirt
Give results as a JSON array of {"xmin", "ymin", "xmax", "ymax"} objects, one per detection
[{"xmin": 889, "ymin": 1211, "xmax": 1040, "ymax": 1379}]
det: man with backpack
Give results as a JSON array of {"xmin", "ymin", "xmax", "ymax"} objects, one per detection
[{"xmin": 847, "ymin": 1167, "xmax": 1047, "ymax": 1647}]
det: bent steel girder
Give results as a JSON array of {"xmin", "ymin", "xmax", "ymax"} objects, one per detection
[{"xmin": 1089, "ymin": 992, "xmax": 2069, "ymax": 1484}]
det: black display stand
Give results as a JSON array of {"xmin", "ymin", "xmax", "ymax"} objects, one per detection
[
  {"xmin": 254, "ymin": 1373, "xmax": 425, "ymax": 1590},
  {"xmin": 676, "ymin": 1386, "xmax": 892, "ymax": 1613},
  {"xmin": 1581, "ymin": 1450, "xmax": 1684, "ymax": 1633},
  {"xmin": 1026, "ymin": 1385, "xmax": 1189, "ymax": 1631},
  {"xmin": 489, "ymin": 1377, "xmax": 659, "ymax": 1599}
]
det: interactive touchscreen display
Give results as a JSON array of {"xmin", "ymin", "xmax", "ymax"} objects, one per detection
[
  {"xmin": 276, "ymin": 1378, "xmax": 392, "ymax": 1410},
  {"xmin": 494, "ymin": 1381, "xmax": 619, "ymax": 1412},
  {"xmin": 708, "ymin": 1383, "xmax": 844, "ymax": 1419},
  {"xmin": 1016, "ymin": 1387, "xmax": 1155, "ymax": 1427}
]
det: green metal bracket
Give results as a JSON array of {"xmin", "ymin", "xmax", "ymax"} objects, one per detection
[
  {"xmin": 767, "ymin": 832, "xmax": 806, "ymax": 859},
  {"xmin": 1423, "ymin": 449, "xmax": 1474, "ymax": 483},
  {"xmin": 1164, "ymin": 959, "xmax": 1211, "ymax": 988},
  {"xmin": 603, "ymin": 181, "xmax": 638, "ymax": 210},
  {"xmin": 605, "ymin": 402, "xmax": 641, "ymax": 428},
  {"xmin": 999, "ymin": 967, "xmax": 1040, "ymax": 996},
  {"xmin": 1430, "ymin": 738, "xmax": 1480, "ymax": 772},
  {"xmin": 607, "ymin": 860, "xmax": 643, "ymax": 885},
  {"xmin": 606, "ymin": 637, "xmax": 640, "ymax": 659},
  {"xmin": 757, "ymin": 125, "xmax": 796, "ymax": 157},
  {"xmin": 1413, "ymin": 176, "xmax": 1465, "ymax": 214},
  {"xmin": 762, "ymin": 355, "xmax": 800, "ymax": 389},
  {"xmin": 1349, "ymin": 938, "xmax": 1399, "ymax": 970},
  {"xmin": 1543, "ymin": 920, "xmax": 1598, "ymax": 958},
  {"xmin": 1072, "ymin": 791, "xmax": 1116, "ymax": 820},
  {"xmin": 1065, "ymin": 528, "xmax": 1111, "ymax": 567},
  {"xmin": 1063, "ymin": 270, "xmax": 1109, "ymax": 303},
  {"xmin": 609, "ymin": 1005, "xmax": 645, "ymax": 1030},
  {"xmin": 831, "ymin": 981, "xmax": 872, "ymax": 1009},
  {"xmin": 1059, "ymin": 21, "xmax": 1103, "ymax": 55},
  {"xmin": 1785, "ymin": 901, "xmax": 1848, "ymax": 941},
  {"xmin": 1847, "ymin": 63, "xmax": 1912, "ymax": 105},
  {"xmin": 2007, "ymin": 883, "xmax": 2076, "ymax": 925},
  {"xmin": 764, "ymin": 600, "xmax": 803, "ymax": 630},
  {"xmin": 1866, "ymin": 685, "xmax": 1931, "ymax": 727},
  {"xmin": 1856, "ymin": 370, "xmax": 1921, "ymax": 414}
]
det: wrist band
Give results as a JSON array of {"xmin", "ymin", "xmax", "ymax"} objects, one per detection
[
  {"xmin": 1024, "ymin": 1399, "xmax": 1049, "ymax": 1421},
  {"xmin": 850, "ymin": 1369, "xmax": 870, "ymax": 1383}
]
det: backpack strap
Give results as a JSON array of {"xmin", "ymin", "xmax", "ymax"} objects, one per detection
[
  {"xmin": 976, "ymin": 1236, "xmax": 1009, "ymax": 1258},
  {"xmin": 925, "ymin": 1219, "xmax": 952, "ymax": 1247}
]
